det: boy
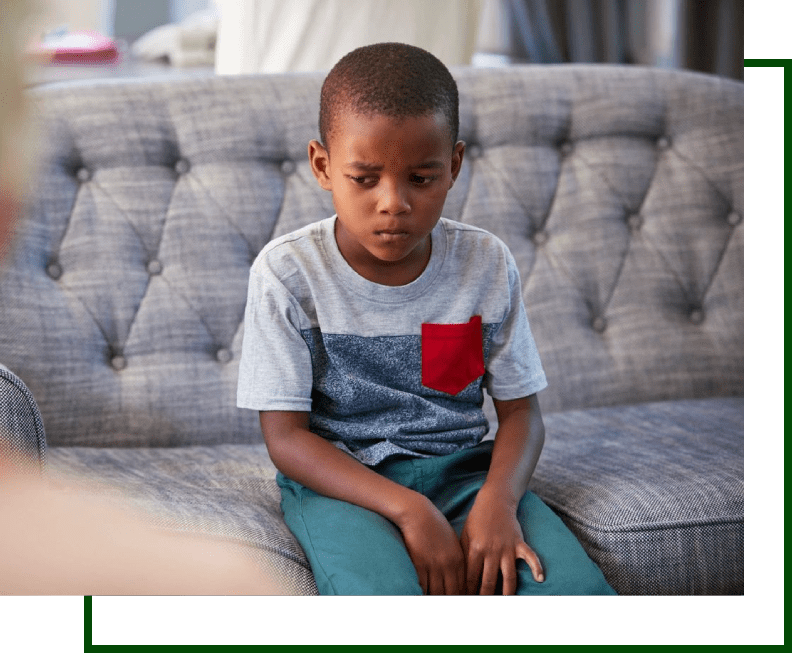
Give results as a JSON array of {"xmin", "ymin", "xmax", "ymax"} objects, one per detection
[{"xmin": 238, "ymin": 42, "xmax": 615, "ymax": 595}]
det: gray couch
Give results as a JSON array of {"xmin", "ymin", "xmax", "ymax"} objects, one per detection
[{"xmin": 0, "ymin": 64, "xmax": 743, "ymax": 595}]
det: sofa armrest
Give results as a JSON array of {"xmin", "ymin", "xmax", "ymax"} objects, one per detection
[{"xmin": 0, "ymin": 364, "xmax": 47, "ymax": 474}]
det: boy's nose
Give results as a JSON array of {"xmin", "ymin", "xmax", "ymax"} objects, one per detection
[{"xmin": 377, "ymin": 181, "xmax": 411, "ymax": 215}]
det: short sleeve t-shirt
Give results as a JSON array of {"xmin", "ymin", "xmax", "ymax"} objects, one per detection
[{"xmin": 237, "ymin": 216, "xmax": 547, "ymax": 466}]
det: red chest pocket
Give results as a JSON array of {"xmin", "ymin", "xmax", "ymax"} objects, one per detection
[{"xmin": 421, "ymin": 315, "xmax": 485, "ymax": 395}]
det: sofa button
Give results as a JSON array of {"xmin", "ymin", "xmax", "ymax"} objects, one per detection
[
  {"xmin": 146, "ymin": 259, "xmax": 163, "ymax": 275},
  {"xmin": 76, "ymin": 167, "xmax": 91, "ymax": 183},
  {"xmin": 468, "ymin": 144, "xmax": 483, "ymax": 159},
  {"xmin": 175, "ymin": 159, "xmax": 190, "ymax": 174},
  {"xmin": 727, "ymin": 211, "xmax": 742, "ymax": 226},
  {"xmin": 627, "ymin": 213, "xmax": 643, "ymax": 232},
  {"xmin": 689, "ymin": 308, "xmax": 705, "ymax": 325},
  {"xmin": 532, "ymin": 230, "xmax": 549, "ymax": 246},
  {"xmin": 110, "ymin": 355, "xmax": 127, "ymax": 371},
  {"xmin": 216, "ymin": 348, "xmax": 232, "ymax": 364},
  {"xmin": 559, "ymin": 141, "xmax": 573, "ymax": 156},
  {"xmin": 280, "ymin": 159, "xmax": 296, "ymax": 175},
  {"xmin": 46, "ymin": 262, "xmax": 63, "ymax": 280},
  {"xmin": 656, "ymin": 136, "xmax": 671, "ymax": 150},
  {"xmin": 591, "ymin": 316, "xmax": 607, "ymax": 333}
]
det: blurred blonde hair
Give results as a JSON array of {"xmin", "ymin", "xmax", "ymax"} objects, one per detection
[{"xmin": 0, "ymin": 0, "xmax": 39, "ymax": 201}]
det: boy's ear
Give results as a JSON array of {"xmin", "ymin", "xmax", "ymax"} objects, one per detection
[
  {"xmin": 450, "ymin": 140, "xmax": 466, "ymax": 186},
  {"xmin": 308, "ymin": 140, "xmax": 333, "ymax": 191}
]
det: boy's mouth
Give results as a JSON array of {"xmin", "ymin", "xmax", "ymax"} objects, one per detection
[{"xmin": 374, "ymin": 229, "xmax": 410, "ymax": 240}]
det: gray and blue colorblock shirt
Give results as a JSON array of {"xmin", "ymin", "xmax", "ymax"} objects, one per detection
[{"xmin": 237, "ymin": 216, "xmax": 547, "ymax": 466}]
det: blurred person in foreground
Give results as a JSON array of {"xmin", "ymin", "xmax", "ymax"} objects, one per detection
[{"xmin": 0, "ymin": 0, "xmax": 281, "ymax": 596}]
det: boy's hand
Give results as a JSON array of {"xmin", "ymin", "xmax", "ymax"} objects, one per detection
[
  {"xmin": 397, "ymin": 494, "xmax": 466, "ymax": 595},
  {"xmin": 460, "ymin": 486, "xmax": 544, "ymax": 595}
]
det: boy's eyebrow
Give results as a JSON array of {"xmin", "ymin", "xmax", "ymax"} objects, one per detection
[
  {"xmin": 347, "ymin": 162, "xmax": 383, "ymax": 172},
  {"xmin": 346, "ymin": 160, "xmax": 446, "ymax": 171}
]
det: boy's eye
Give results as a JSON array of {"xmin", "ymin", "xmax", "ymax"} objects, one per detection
[
  {"xmin": 410, "ymin": 174, "xmax": 436, "ymax": 185},
  {"xmin": 347, "ymin": 174, "xmax": 437, "ymax": 186},
  {"xmin": 349, "ymin": 175, "xmax": 376, "ymax": 185}
]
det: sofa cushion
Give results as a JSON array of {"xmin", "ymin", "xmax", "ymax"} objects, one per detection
[
  {"xmin": 47, "ymin": 443, "xmax": 317, "ymax": 595},
  {"xmin": 533, "ymin": 397, "xmax": 743, "ymax": 595},
  {"xmin": 0, "ymin": 364, "xmax": 47, "ymax": 474},
  {"xmin": 48, "ymin": 397, "xmax": 742, "ymax": 596}
]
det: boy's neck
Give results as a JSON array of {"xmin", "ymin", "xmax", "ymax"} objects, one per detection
[{"xmin": 334, "ymin": 222, "xmax": 433, "ymax": 287}]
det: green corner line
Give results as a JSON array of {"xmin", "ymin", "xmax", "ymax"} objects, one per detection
[
  {"xmin": 80, "ymin": 61, "xmax": 772, "ymax": 651},
  {"xmin": 84, "ymin": 596, "xmax": 91, "ymax": 650},
  {"xmin": 744, "ymin": 58, "xmax": 791, "ymax": 67}
]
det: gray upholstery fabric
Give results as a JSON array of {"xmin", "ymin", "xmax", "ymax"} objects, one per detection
[
  {"xmin": 0, "ymin": 65, "xmax": 743, "ymax": 594},
  {"xmin": 0, "ymin": 364, "xmax": 47, "ymax": 474},
  {"xmin": 1, "ymin": 66, "xmax": 742, "ymax": 447},
  {"xmin": 43, "ymin": 396, "xmax": 742, "ymax": 596},
  {"xmin": 534, "ymin": 397, "xmax": 743, "ymax": 594}
]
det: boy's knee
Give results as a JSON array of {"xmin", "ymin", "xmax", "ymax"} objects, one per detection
[
  {"xmin": 322, "ymin": 566, "xmax": 423, "ymax": 596},
  {"xmin": 319, "ymin": 525, "xmax": 424, "ymax": 595},
  {"xmin": 278, "ymin": 476, "xmax": 424, "ymax": 595},
  {"xmin": 516, "ymin": 558, "xmax": 615, "ymax": 595}
]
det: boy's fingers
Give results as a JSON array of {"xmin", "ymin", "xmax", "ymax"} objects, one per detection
[
  {"xmin": 457, "ymin": 561, "xmax": 467, "ymax": 596},
  {"xmin": 517, "ymin": 542, "xmax": 544, "ymax": 583},
  {"xmin": 500, "ymin": 556, "xmax": 518, "ymax": 595},
  {"xmin": 479, "ymin": 556, "xmax": 499, "ymax": 595},
  {"xmin": 417, "ymin": 567, "xmax": 428, "ymax": 595},
  {"xmin": 465, "ymin": 552, "xmax": 482, "ymax": 595},
  {"xmin": 446, "ymin": 567, "xmax": 462, "ymax": 595},
  {"xmin": 429, "ymin": 568, "xmax": 446, "ymax": 595}
]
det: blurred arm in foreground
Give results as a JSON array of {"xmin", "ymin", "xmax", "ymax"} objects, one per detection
[
  {"xmin": 0, "ymin": 455, "xmax": 283, "ymax": 595},
  {"xmin": 0, "ymin": 1, "xmax": 282, "ymax": 596}
]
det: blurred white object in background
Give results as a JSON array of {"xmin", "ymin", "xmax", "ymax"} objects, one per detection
[
  {"xmin": 132, "ymin": 7, "xmax": 219, "ymax": 68},
  {"xmin": 215, "ymin": 0, "xmax": 483, "ymax": 73}
]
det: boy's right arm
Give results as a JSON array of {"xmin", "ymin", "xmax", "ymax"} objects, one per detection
[{"xmin": 260, "ymin": 410, "xmax": 465, "ymax": 595}]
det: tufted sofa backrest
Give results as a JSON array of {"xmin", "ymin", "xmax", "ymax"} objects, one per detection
[{"xmin": 0, "ymin": 66, "xmax": 743, "ymax": 447}]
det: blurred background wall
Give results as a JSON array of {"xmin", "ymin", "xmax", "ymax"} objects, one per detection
[
  {"xmin": 34, "ymin": 0, "xmax": 744, "ymax": 79},
  {"xmin": 39, "ymin": 0, "xmax": 207, "ymax": 40},
  {"xmin": 475, "ymin": 0, "xmax": 743, "ymax": 79}
]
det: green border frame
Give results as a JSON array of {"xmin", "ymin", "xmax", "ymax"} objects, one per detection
[
  {"xmin": 87, "ymin": 59, "xmax": 792, "ymax": 648},
  {"xmin": 0, "ymin": 0, "xmax": 792, "ymax": 653}
]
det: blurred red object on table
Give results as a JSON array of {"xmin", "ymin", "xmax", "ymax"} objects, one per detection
[{"xmin": 30, "ymin": 30, "xmax": 118, "ymax": 65}]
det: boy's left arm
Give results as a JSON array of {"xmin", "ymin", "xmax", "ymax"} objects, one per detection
[{"xmin": 460, "ymin": 393, "xmax": 546, "ymax": 595}]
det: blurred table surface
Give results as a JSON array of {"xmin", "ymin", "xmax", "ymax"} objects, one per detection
[{"xmin": 27, "ymin": 41, "xmax": 215, "ymax": 87}]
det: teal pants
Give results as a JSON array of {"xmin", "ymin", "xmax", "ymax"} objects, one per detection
[{"xmin": 277, "ymin": 440, "xmax": 616, "ymax": 596}]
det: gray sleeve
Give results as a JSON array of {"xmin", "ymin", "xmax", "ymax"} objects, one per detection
[
  {"xmin": 484, "ymin": 249, "xmax": 548, "ymax": 401},
  {"xmin": 236, "ymin": 260, "xmax": 313, "ymax": 412}
]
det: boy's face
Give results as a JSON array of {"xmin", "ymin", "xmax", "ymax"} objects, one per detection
[{"xmin": 309, "ymin": 111, "xmax": 464, "ymax": 286}]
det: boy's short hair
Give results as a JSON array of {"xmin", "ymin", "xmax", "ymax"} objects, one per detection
[{"xmin": 319, "ymin": 42, "xmax": 459, "ymax": 150}]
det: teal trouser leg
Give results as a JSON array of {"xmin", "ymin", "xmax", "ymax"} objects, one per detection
[
  {"xmin": 514, "ymin": 491, "xmax": 616, "ymax": 595},
  {"xmin": 420, "ymin": 441, "xmax": 616, "ymax": 596},
  {"xmin": 278, "ymin": 441, "xmax": 616, "ymax": 595},
  {"xmin": 277, "ymin": 472, "xmax": 423, "ymax": 595}
]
